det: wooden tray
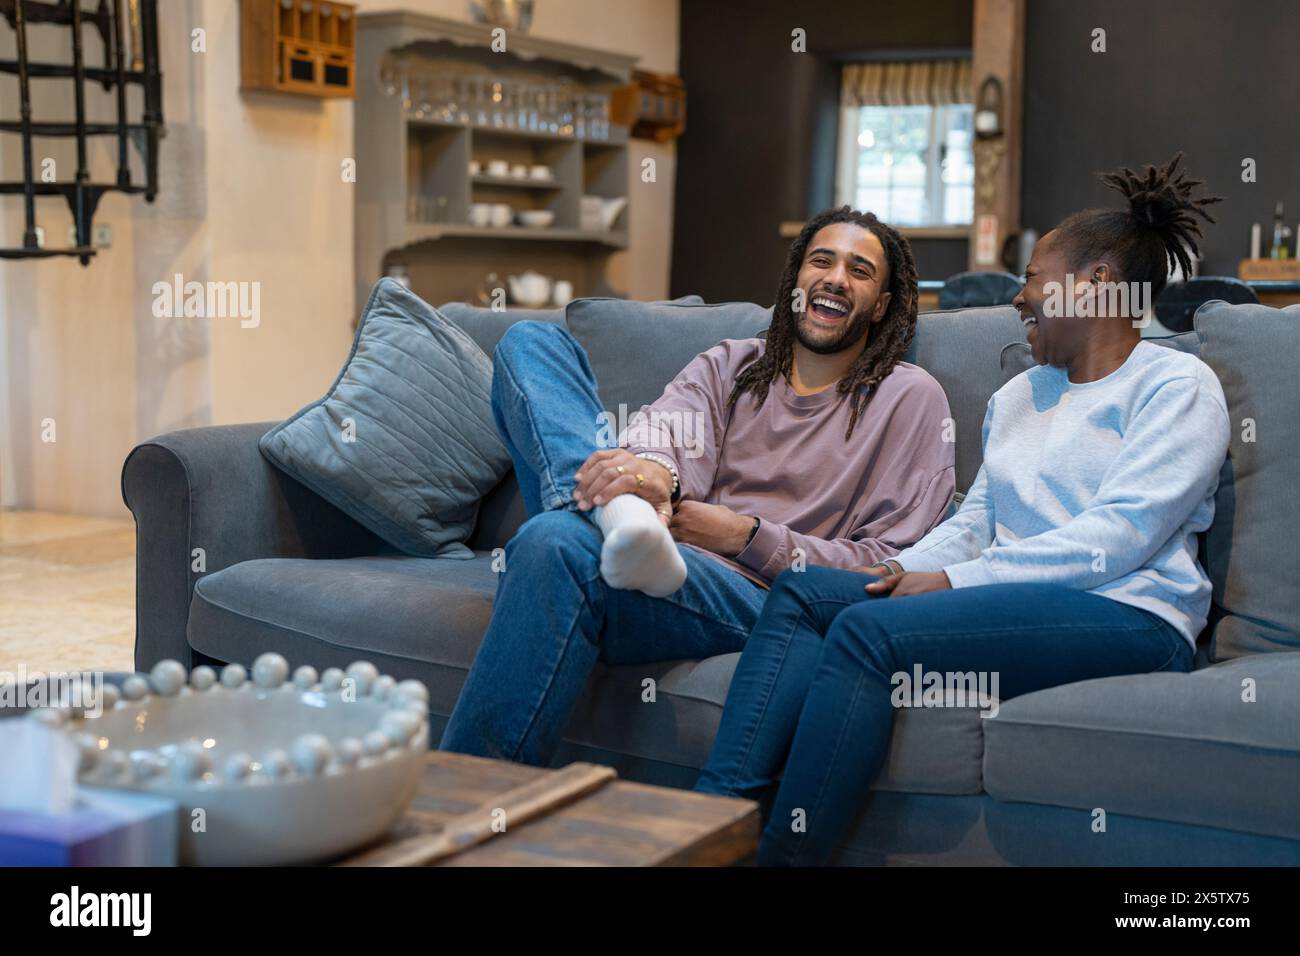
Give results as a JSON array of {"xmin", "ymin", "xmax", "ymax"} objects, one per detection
[{"xmin": 1239, "ymin": 258, "xmax": 1300, "ymax": 281}]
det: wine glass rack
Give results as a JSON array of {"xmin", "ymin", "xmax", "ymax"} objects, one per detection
[{"xmin": 0, "ymin": 0, "xmax": 164, "ymax": 264}]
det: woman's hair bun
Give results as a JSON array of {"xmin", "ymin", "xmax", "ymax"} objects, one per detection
[{"xmin": 1101, "ymin": 153, "xmax": 1220, "ymax": 238}]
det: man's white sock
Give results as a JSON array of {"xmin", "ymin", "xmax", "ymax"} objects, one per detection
[{"xmin": 592, "ymin": 495, "xmax": 687, "ymax": 597}]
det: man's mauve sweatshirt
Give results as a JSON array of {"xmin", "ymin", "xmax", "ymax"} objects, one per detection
[{"xmin": 620, "ymin": 337, "xmax": 956, "ymax": 585}]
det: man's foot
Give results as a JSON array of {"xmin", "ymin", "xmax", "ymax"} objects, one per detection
[{"xmin": 593, "ymin": 495, "xmax": 687, "ymax": 597}]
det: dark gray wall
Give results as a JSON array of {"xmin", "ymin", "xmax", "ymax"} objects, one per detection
[
  {"xmin": 671, "ymin": 0, "xmax": 973, "ymax": 302},
  {"xmin": 671, "ymin": 0, "xmax": 1298, "ymax": 301},
  {"xmin": 1021, "ymin": 0, "xmax": 1300, "ymax": 276}
]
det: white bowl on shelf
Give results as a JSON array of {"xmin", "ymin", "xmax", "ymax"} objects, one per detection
[
  {"xmin": 517, "ymin": 210, "xmax": 555, "ymax": 229},
  {"xmin": 469, "ymin": 203, "xmax": 492, "ymax": 228}
]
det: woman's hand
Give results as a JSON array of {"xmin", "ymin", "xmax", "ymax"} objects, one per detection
[{"xmin": 864, "ymin": 570, "xmax": 952, "ymax": 597}]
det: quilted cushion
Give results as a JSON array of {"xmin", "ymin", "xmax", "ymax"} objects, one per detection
[{"xmin": 259, "ymin": 279, "xmax": 511, "ymax": 559}]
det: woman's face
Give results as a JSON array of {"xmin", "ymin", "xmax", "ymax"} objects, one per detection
[{"xmin": 1012, "ymin": 231, "xmax": 1094, "ymax": 367}]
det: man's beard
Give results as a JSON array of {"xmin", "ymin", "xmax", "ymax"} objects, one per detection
[{"xmin": 794, "ymin": 306, "xmax": 876, "ymax": 355}]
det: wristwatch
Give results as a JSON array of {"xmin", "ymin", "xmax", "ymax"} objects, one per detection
[
  {"xmin": 745, "ymin": 516, "xmax": 761, "ymax": 547},
  {"xmin": 634, "ymin": 452, "xmax": 680, "ymax": 500}
]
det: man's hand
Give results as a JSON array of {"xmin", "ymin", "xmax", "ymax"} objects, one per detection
[
  {"xmin": 574, "ymin": 449, "xmax": 673, "ymax": 523},
  {"xmin": 669, "ymin": 500, "xmax": 756, "ymax": 557},
  {"xmin": 864, "ymin": 570, "xmax": 952, "ymax": 597}
]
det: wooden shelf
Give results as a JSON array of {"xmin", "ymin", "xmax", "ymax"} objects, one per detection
[
  {"xmin": 405, "ymin": 223, "xmax": 628, "ymax": 248},
  {"xmin": 471, "ymin": 175, "xmax": 562, "ymax": 191},
  {"xmin": 356, "ymin": 10, "xmax": 637, "ymax": 83},
  {"xmin": 409, "ymin": 116, "xmax": 628, "ymax": 147},
  {"xmin": 355, "ymin": 12, "xmax": 637, "ymax": 310}
]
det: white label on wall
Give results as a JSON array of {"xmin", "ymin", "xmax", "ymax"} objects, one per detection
[{"xmin": 976, "ymin": 214, "xmax": 999, "ymax": 265}]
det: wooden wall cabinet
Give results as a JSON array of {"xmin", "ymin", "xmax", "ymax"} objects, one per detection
[
  {"xmin": 611, "ymin": 70, "xmax": 686, "ymax": 143},
  {"xmin": 241, "ymin": 0, "xmax": 356, "ymax": 98}
]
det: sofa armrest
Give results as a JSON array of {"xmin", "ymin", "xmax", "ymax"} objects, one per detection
[{"xmin": 121, "ymin": 422, "xmax": 384, "ymax": 671}]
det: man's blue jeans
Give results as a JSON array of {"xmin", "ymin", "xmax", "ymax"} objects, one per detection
[
  {"xmin": 440, "ymin": 321, "xmax": 767, "ymax": 765},
  {"xmin": 695, "ymin": 566, "xmax": 1192, "ymax": 866}
]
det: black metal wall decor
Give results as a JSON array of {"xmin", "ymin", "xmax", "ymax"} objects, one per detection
[{"xmin": 0, "ymin": 0, "xmax": 163, "ymax": 264}]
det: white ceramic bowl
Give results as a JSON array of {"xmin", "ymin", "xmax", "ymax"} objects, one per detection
[
  {"xmin": 30, "ymin": 656, "xmax": 429, "ymax": 866},
  {"xmin": 517, "ymin": 210, "xmax": 555, "ymax": 229},
  {"xmin": 490, "ymin": 203, "xmax": 513, "ymax": 228},
  {"xmin": 469, "ymin": 203, "xmax": 492, "ymax": 228}
]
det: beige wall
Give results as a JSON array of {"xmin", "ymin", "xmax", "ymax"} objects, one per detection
[{"xmin": 0, "ymin": 0, "xmax": 679, "ymax": 517}]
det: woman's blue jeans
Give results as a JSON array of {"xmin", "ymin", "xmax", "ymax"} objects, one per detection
[{"xmin": 695, "ymin": 566, "xmax": 1192, "ymax": 866}]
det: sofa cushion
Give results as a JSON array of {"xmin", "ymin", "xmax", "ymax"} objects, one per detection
[
  {"xmin": 983, "ymin": 653, "xmax": 1300, "ymax": 841},
  {"xmin": 188, "ymin": 553, "xmax": 983, "ymax": 795},
  {"xmin": 564, "ymin": 298, "xmax": 772, "ymax": 415},
  {"xmin": 437, "ymin": 302, "xmax": 564, "ymax": 357},
  {"xmin": 1195, "ymin": 301, "xmax": 1300, "ymax": 658},
  {"xmin": 906, "ymin": 306, "xmax": 1025, "ymax": 492},
  {"xmin": 189, "ymin": 554, "xmax": 501, "ymax": 714},
  {"xmin": 439, "ymin": 295, "xmax": 706, "ymax": 359},
  {"xmin": 259, "ymin": 279, "xmax": 511, "ymax": 559}
]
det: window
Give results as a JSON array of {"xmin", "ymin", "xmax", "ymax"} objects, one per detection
[
  {"xmin": 835, "ymin": 59, "xmax": 975, "ymax": 228},
  {"xmin": 837, "ymin": 103, "xmax": 974, "ymax": 228}
]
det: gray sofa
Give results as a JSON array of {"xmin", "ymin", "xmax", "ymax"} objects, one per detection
[{"xmin": 121, "ymin": 296, "xmax": 1300, "ymax": 866}]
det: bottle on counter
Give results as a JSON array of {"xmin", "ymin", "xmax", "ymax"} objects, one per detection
[{"xmin": 1270, "ymin": 201, "xmax": 1291, "ymax": 259}]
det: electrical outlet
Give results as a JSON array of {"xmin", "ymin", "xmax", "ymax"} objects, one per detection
[{"xmin": 93, "ymin": 223, "xmax": 113, "ymax": 249}]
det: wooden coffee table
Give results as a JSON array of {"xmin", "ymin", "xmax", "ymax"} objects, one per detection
[{"xmin": 341, "ymin": 751, "xmax": 759, "ymax": 867}]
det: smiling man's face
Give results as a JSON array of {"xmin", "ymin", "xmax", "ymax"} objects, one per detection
[{"xmin": 794, "ymin": 223, "xmax": 892, "ymax": 355}]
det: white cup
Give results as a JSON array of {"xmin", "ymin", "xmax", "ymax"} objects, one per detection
[
  {"xmin": 469, "ymin": 203, "xmax": 492, "ymax": 228},
  {"xmin": 553, "ymin": 280, "xmax": 574, "ymax": 306},
  {"xmin": 468, "ymin": 160, "xmax": 482, "ymax": 176},
  {"xmin": 487, "ymin": 159, "xmax": 509, "ymax": 178},
  {"xmin": 529, "ymin": 164, "xmax": 552, "ymax": 180},
  {"xmin": 490, "ymin": 203, "xmax": 513, "ymax": 228},
  {"xmin": 510, "ymin": 163, "xmax": 528, "ymax": 180}
]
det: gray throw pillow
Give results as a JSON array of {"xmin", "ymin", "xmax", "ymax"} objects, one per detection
[
  {"xmin": 1195, "ymin": 301, "xmax": 1300, "ymax": 658},
  {"xmin": 259, "ymin": 278, "xmax": 512, "ymax": 560}
]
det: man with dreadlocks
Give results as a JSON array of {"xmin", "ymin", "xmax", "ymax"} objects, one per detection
[
  {"xmin": 696, "ymin": 155, "xmax": 1232, "ymax": 866},
  {"xmin": 442, "ymin": 207, "xmax": 956, "ymax": 766}
]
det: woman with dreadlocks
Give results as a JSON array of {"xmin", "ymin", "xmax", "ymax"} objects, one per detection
[{"xmin": 696, "ymin": 154, "xmax": 1230, "ymax": 866}]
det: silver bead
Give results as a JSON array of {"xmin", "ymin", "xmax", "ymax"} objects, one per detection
[
  {"xmin": 149, "ymin": 659, "xmax": 187, "ymax": 697},
  {"xmin": 121, "ymin": 675, "xmax": 150, "ymax": 701},
  {"xmin": 252, "ymin": 652, "xmax": 290, "ymax": 689}
]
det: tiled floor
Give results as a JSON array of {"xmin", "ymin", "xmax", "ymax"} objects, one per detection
[{"xmin": 0, "ymin": 510, "xmax": 136, "ymax": 676}]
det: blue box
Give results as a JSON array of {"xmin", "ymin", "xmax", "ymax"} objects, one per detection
[{"xmin": 0, "ymin": 787, "xmax": 179, "ymax": 866}]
